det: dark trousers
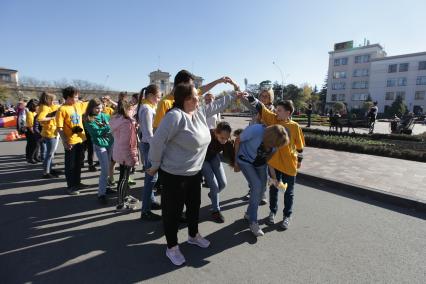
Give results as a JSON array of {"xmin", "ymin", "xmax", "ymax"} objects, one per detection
[
  {"xmin": 269, "ymin": 169, "xmax": 296, "ymax": 218},
  {"xmin": 64, "ymin": 143, "xmax": 84, "ymax": 188},
  {"xmin": 117, "ymin": 165, "xmax": 131, "ymax": 206},
  {"xmin": 83, "ymin": 130, "xmax": 94, "ymax": 166},
  {"xmin": 160, "ymin": 169, "xmax": 201, "ymax": 248},
  {"xmin": 25, "ymin": 130, "xmax": 38, "ymax": 161}
]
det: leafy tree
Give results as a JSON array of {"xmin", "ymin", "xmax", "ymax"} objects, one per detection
[
  {"xmin": 386, "ymin": 95, "xmax": 407, "ymax": 117},
  {"xmin": 333, "ymin": 102, "xmax": 346, "ymax": 113},
  {"xmin": 0, "ymin": 85, "xmax": 10, "ymax": 103}
]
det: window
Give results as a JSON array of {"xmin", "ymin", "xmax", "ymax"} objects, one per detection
[
  {"xmin": 353, "ymin": 69, "xmax": 369, "ymax": 77},
  {"xmin": 331, "ymin": 94, "xmax": 337, "ymax": 101},
  {"xmin": 334, "ymin": 57, "xmax": 348, "ymax": 66},
  {"xmin": 396, "ymin": 91, "xmax": 405, "ymax": 100},
  {"xmin": 419, "ymin": 61, "xmax": 426, "ymax": 70},
  {"xmin": 351, "ymin": 93, "xmax": 368, "ymax": 101},
  {"xmin": 388, "ymin": 64, "xmax": 397, "ymax": 73},
  {"xmin": 417, "ymin": 76, "xmax": 426, "ymax": 85},
  {"xmin": 398, "ymin": 77, "xmax": 407, "ymax": 86},
  {"xmin": 399, "ymin": 63, "xmax": 409, "ymax": 72},
  {"xmin": 338, "ymin": 94, "xmax": 345, "ymax": 101},
  {"xmin": 415, "ymin": 91, "xmax": 425, "ymax": 100},
  {"xmin": 385, "ymin": 92, "xmax": 395, "ymax": 100},
  {"xmin": 352, "ymin": 81, "xmax": 368, "ymax": 89},
  {"xmin": 355, "ymin": 54, "xmax": 370, "ymax": 63},
  {"xmin": 0, "ymin": 74, "xmax": 11, "ymax": 81},
  {"xmin": 387, "ymin": 78, "xmax": 396, "ymax": 87},
  {"xmin": 333, "ymin": 71, "xmax": 347, "ymax": 79},
  {"xmin": 332, "ymin": 82, "xmax": 346, "ymax": 90}
]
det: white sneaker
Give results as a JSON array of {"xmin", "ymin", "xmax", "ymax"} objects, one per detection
[
  {"xmin": 166, "ymin": 245, "xmax": 186, "ymax": 266},
  {"xmin": 266, "ymin": 212, "xmax": 275, "ymax": 225},
  {"xmin": 188, "ymin": 233, "xmax": 210, "ymax": 248},
  {"xmin": 250, "ymin": 222, "xmax": 264, "ymax": 237},
  {"xmin": 281, "ymin": 217, "xmax": 290, "ymax": 230},
  {"xmin": 125, "ymin": 195, "xmax": 139, "ymax": 204}
]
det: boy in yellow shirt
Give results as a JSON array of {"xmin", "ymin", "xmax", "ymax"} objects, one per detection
[
  {"xmin": 245, "ymin": 96, "xmax": 305, "ymax": 230},
  {"xmin": 56, "ymin": 86, "xmax": 90, "ymax": 195}
]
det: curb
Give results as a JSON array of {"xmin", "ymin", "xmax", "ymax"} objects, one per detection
[{"xmin": 297, "ymin": 172, "xmax": 426, "ymax": 213}]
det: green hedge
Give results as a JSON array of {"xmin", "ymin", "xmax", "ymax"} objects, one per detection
[
  {"xmin": 305, "ymin": 134, "xmax": 426, "ymax": 162},
  {"xmin": 302, "ymin": 127, "xmax": 424, "ymax": 142}
]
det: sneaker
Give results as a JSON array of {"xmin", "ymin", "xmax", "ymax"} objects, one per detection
[
  {"xmin": 150, "ymin": 201, "xmax": 161, "ymax": 210},
  {"xmin": 42, "ymin": 173, "xmax": 56, "ymax": 179},
  {"xmin": 50, "ymin": 169, "xmax": 63, "ymax": 177},
  {"xmin": 98, "ymin": 195, "xmax": 108, "ymax": 205},
  {"xmin": 266, "ymin": 212, "xmax": 275, "ymax": 226},
  {"xmin": 107, "ymin": 177, "xmax": 116, "ymax": 187},
  {"xmin": 28, "ymin": 159, "xmax": 37, "ymax": 164},
  {"xmin": 115, "ymin": 203, "xmax": 135, "ymax": 213},
  {"xmin": 106, "ymin": 187, "xmax": 117, "ymax": 195},
  {"xmin": 127, "ymin": 177, "xmax": 136, "ymax": 186},
  {"xmin": 188, "ymin": 233, "xmax": 210, "ymax": 248},
  {"xmin": 77, "ymin": 183, "xmax": 91, "ymax": 190},
  {"xmin": 211, "ymin": 211, "xmax": 225, "ymax": 223},
  {"xmin": 66, "ymin": 187, "xmax": 80, "ymax": 195},
  {"xmin": 280, "ymin": 217, "xmax": 290, "ymax": 230},
  {"xmin": 125, "ymin": 195, "xmax": 139, "ymax": 205},
  {"xmin": 259, "ymin": 198, "xmax": 268, "ymax": 206},
  {"xmin": 166, "ymin": 246, "xmax": 186, "ymax": 266},
  {"xmin": 249, "ymin": 222, "xmax": 265, "ymax": 237},
  {"xmin": 88, "ymin": 165, "xmax": 97, "ymax": 172},
  {"xmin": 242, "ymin": 192, "xmax": 250, "ymax": 201},
  {"xmin": 140, "ymin": 211, "xmax": 162, "ymax": 221}
]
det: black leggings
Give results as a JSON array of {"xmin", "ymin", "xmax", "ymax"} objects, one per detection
[
  {"xmin": 160, "ymin": 169, "xmax": 201, "ymax": 248},
  {"xmin": 117, "ymin": 164, "xmax": 131, "ymax": 206}
]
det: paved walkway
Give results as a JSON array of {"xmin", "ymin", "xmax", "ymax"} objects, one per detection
[{"xmin": 223, "ymin": 116, "xmax": 426, "ymax": 204}]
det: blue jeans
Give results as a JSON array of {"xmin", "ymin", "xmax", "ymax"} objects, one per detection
[
  {"xmin": 42, "ymin": 137, "xmax": 57, "ymax": 174},
  {"xmin": 269, "ymin": 169, "xmax": 296, "ymax": 217},
  {"xmin": 94, "ymin": 144, "xmax": 112, "ymax": 196},
  {"xmin": 237, "ymin": 159, "xmax": 267, "ymax": 223},
  {"xmin": 202, "ymin": 154, "xmax": 227, "ymax": 212},
  {"xmin": 140, "ymin": 142, "xmax": 157, "ymax": 213}
]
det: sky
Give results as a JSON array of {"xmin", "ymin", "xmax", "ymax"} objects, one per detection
[{"xmin": 2, "ymin": 0, "xmax": 426, "ymax": 93}]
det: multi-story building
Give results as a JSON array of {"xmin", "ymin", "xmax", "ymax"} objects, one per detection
[
  {"xmin": 0, "ymin": 67, "xmax": 19, "ymax": 86},
  {"xmin": 149, "ymin": 70, "xmax": 204, "ymax": 95},
  {"xmin": 327, "ymin": 41, "xmax": 386, "ymax": 111},
  {"xmin": 369, "ymin": 52, "xmax": 426, "ymax": 114},
  {"xmin": 327, "ymin": 41, "xmax": 426, "ymax": 114}
]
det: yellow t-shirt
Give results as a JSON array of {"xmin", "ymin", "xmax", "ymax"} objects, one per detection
[
  {"xmin": 152, "ymin": 89, "xmax": 202, "ymax": 128},
  {"xmin": 56, "ymin": 101, "xmax": 88, "ymax": 145},
  {"xmin": 38, "ymin": 104, "xmax": 59, "ymax": 138},
  {"xmin": 260, "ymin": 105, "xmax": 305, "ymax": 176},
  {"xmin": 25, "ymin": 111, "xmax": 35, "ymax": 128},
  {"xmin": 102, "ymin": 106, "xmax": 114, "ymax": 117}
]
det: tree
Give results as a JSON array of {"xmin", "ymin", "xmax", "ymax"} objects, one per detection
[
  {"xmin": 318, "ymin": 75, "xmax": 328, "ymax": 113},
  {"xmin": 0, "ymin": 85, "xmax": 10, "ymax": 103},
  {"xmin": 386, "ymin": 95, "xmax": 407, "ymax": 117},
  {"xmin": 333, "ymin": 102, "xmax": 346, "ymax": 113}
]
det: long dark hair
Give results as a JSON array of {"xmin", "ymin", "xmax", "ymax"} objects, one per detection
[
  {"xmin": 172, "ymin": 83, "xmax": 195, "ymax": 110},
  {"xmin": 83, "ymin": 98, "xmax": 102, "ymax": 122},
  {"xmin": 135, "ymin": 84, "xmax": 160, "ymax": 122}
]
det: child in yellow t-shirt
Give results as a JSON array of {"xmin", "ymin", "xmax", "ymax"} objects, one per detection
[{"xmin": 245, "ymin": 96, "xmax": 305, "ymax": 230}]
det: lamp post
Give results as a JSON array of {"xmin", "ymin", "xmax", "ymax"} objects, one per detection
[{"xmin": 272, "ymin": 61, "xmax": 284, "ymax": 100}]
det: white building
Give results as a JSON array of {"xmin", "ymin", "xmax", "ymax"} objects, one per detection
[
  {"xmin": 0, "ymin": 67, "xmax": 19, "ymax": 86},
  {"xmin": 369, "ymin": 52, "xmax": 426, "ymax": 114},
  {"xmin": 327, "ymin": 41, "xmax": 426, "ymax": 114},
  {"xmin": 327, "ymin": 41, "xmax": 386, "ymax": 111},
  {"xmin": 149, "ymin": 69, "xmax": 204, "ymax": 96}
]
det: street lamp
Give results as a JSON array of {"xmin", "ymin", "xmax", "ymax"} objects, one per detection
[{"xmin": 272, "ymin": 61, "xmax": 284, "ymax": 100}]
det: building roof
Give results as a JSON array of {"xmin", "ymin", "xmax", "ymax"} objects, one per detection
[
  {"xmin": 371, "ymin": 51, "xmax": 426, "ymax": 62},
  {"xmin": 329, "ymin": 44, "xmax": 384, "ymax": 54},
  {"xmin": 0, "ymin": 67, "xmax": 18, "ymax": 72}
]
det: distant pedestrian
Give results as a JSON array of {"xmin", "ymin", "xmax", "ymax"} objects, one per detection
[{"xmin": 306, "ymin": 104, "xmax": 313, "ymax": 127}]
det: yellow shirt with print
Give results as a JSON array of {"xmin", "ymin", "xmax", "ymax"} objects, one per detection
[
  {"xmin": 38, "ymin": 104, "xmax": 59, "ymax": 138},
  {"xmin": 153, "ymin": 89, "xmax": 202, "ymax": 128},
  {"xmin": 25, "ymin": 111, "xmax": 36, "ymax": 128},
  {"xmin": 102, "ymin": 106, "xmax": 114, "ymax": 117},
  {"xmin": 56, "ymin": 101, "xmax": 88, "ymax": 145},
  {"xmin": 260, "ymin": 105, "xmax": 305, "ymax": 176}
]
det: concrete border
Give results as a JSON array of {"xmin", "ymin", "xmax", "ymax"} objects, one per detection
[{"xmin": 297, "ymin": 172, "xmax": 426, "ymax": 213}]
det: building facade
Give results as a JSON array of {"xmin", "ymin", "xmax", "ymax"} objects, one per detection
[
  {"xmin": 327, "ymin": 41, "xmax": 386, "ymax": 111},
  {"xmin": 369, "ymin": 52, "xmax": 426, "ymax": 114},
  {"xmin": 327, "ymin": 41, "xmax": 426, "ymax": 114},
  {"xmin": 149, "ymin": 70, "xmax": 204, "ymax": 96},
  {"xmin": 0, "ymin": 68, "xmax": 19, "ymax": 87}
]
